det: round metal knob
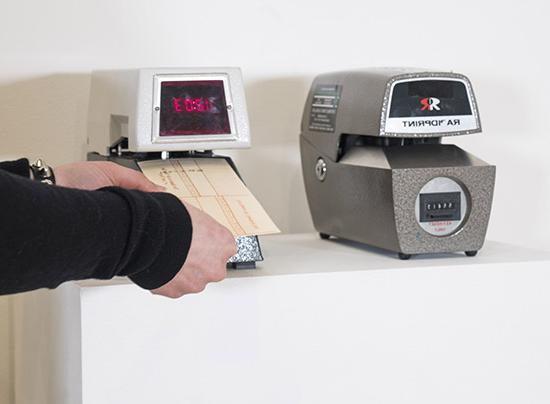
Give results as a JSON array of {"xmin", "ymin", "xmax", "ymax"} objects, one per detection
[{"xmin": 315, "ymin": 158, "xmax": 327, "ymax": 181}]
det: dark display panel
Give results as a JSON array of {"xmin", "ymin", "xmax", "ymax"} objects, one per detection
[
  {"xmin": 389, "ymin": 80, "xmax": 472, "ymax": 118},
  {"xmin": 159, "ymin": 80, "xmax": 231, "ymax": 136}
]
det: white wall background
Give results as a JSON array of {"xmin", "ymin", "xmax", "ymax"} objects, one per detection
[{"xmin": 1, "ymin": 0, "xmax": 549, "ymax": 402}]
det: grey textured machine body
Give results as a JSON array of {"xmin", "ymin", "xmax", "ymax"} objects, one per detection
[{"xmin": 300, "ymin": 68, "xmax": 495, "ymax": 257}]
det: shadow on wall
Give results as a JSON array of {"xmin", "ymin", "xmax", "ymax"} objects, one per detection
[
  {"xmin": 226, "ymin": 75, "xmax": 316, "ymax": 234},
  {"xmin": 0, "ymin": 74, "xmax": 91, "ymax": 165}
]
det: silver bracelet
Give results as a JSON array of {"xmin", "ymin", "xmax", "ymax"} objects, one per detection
[{"xmin": 30, "ymin": 158, "xmax": 56, "ymax": 185}]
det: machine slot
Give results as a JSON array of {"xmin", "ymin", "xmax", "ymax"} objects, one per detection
[{"xmin": 337, "ymin": 134, "xmax": 441, "ymax": 161}]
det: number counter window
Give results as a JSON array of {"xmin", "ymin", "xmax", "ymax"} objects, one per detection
[{"xmin": 159, "ymin": 80, "xmax": 231, "ymax": 136}]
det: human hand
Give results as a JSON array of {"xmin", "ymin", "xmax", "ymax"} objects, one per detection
[
  {"xmin": 55, "ymin": 161, "xmax": 164, "ymax": 192},
  {"xmin": 152, "ymin": 201, "xmax": 236, "ymax": 298}
]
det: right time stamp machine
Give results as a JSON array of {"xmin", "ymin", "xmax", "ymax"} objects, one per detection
[{"xmin": 300, "ymin": 68, "xmax": 496, "ymax": 259}]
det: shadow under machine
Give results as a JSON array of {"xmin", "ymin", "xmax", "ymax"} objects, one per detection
[
  {"xmin": 300, "ymin": 68, "xmax": 496, "ymax": 259},
  {"xmin": 87, "ymin": 67, "xmax": 263, "ymax": 268}
]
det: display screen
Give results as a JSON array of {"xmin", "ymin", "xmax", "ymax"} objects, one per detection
[
  {"xmin": 389, "ymin": 80, "xmax": 472, "ymax": 118},
  {"xmin": 159, "ymin": 80, "xmax": 231, "ymax": 136}
]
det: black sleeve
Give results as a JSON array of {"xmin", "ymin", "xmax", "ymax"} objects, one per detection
[
  {"xmin": 0, "ymin": 158, "xmax": 31, "ymax": 178},
  {"xmin": 0, "ymin": 169, "xmax": 192, "ymax": 295}
]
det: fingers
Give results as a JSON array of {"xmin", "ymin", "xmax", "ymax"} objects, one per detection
[
  {"xmin": 151, "ymin": 271, "xmax": 208, "ymax": 298},
  {"xmin": 180, "ymin": 199, "xmax": 237, "ymax": 261},
  {"xmin": 150, "ymin": 258, "xmax": 227, "ymax": 298},
  {"xmin": 221, "ymin": 228, "xmax": 238, "ymax": 259},
  {"xmin": 150, "ymin": 206, "xmax": 237, "ymax": 299}
]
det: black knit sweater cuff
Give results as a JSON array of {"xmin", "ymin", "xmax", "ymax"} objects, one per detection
[
  {"xmin": 0, "ymin": 158, "xmax": 31, "ymax": 178},
  {"xmin": 129, "ymin": 193, "xmax": 193, "ymax": 290}
]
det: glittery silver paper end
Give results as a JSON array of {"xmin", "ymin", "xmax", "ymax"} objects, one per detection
[{"xmin": 228, "ymin": 235, "xmax": 263, "ymax": 263}]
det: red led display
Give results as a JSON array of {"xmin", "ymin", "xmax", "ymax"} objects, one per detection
[
  {"xmin": 159, "ymin": 80, "xmax": 231, "ymax": 136},
  {"xmin": 172, "ymin": 98, "xmax": 210, "ymax": 113}
]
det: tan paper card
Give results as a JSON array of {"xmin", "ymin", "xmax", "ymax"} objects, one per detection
[{"xmin": 138, "ymin": 158, "xmax": 280, "ymax": 237}]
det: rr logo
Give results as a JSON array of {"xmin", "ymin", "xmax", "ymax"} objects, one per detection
[{"xmin": 420, "ymin": 97, "xmax": 441, "ymax": 111}]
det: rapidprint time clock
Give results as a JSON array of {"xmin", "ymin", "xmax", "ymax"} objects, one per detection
[{"xmin": 300, "ymin": 68, "xmax": 496, "ymax": 259}]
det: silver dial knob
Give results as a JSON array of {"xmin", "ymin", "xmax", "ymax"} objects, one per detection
[{"xmin": 315, "ymin": 158, "xmax": 327, "ymax": 182}]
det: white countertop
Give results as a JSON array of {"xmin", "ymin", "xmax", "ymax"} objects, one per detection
[{"xmin": 15, "ymin": 233, "xmax": 550, "ymax": 404}]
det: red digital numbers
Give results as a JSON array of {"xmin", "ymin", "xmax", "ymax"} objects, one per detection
[{"xmin": 172, "ymin": 98, "xmax": 210, "ymax": 113}]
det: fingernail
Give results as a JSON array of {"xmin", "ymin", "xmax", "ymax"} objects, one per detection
[{"xmin": 156, "ymin": 185, "xmax": 167, "ymax": 191}]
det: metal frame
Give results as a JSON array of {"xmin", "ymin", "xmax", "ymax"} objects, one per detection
[{"xmin": 132, "ymin": 67, "xmax": 250, "ymax": 152}]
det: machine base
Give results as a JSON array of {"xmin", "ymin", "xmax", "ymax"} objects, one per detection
[{"xmin": 318, "ymin": 233, "xmax": 481, "ymax": 260}]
